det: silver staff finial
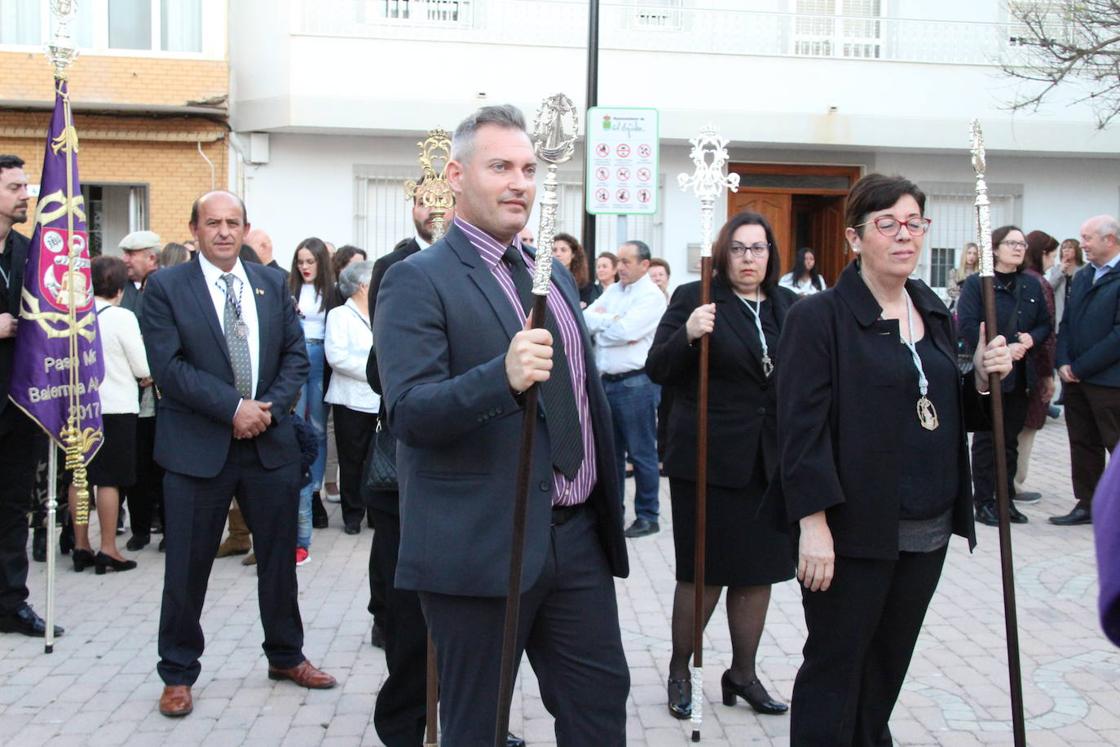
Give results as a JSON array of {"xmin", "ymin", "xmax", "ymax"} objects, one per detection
[
  {"xmin": 530, "ymin": 94, "xmax": 578, "ymax": 296},
  {"xmin": 678, "ymin": 125, "xmax": 739, "ymax": 259},
  {"xmin": 48, "ymin": 0, "xmax": 79, "ymax": 79},
  {"xmin": 970, "ymin": 119, "xmax": 994, "ymax": 278}
]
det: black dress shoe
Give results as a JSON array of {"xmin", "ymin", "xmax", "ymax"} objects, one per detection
[
  {"xmin": 1049, "ymin": 506, "xmax": 1092, "ymax": 526},
  {"xmin": 667, "ymin": 676, "xmax": 691, "ymax": 719},
  {"xmin": 94, "ymin": 552, "xmax": 137, "ymax": 575},
  {"xmin": 126, "ymin": 534, "xmax": 150, "ymax": 551},
  {"xmin": 343, "ymin": 522, "xmax": 360, "ymax": 535},
  {"xmin": 370, "ymin": 622, "xmax": 386, "ymax": 649},
  {"xmin": 0, "ymin": 605, "xmax": 64, "ymax": 638},
  {"xmin": 32, "ymin": 527, "xmax": 46, "ymax": 563},
  {"xmin": 1008, "ymin": 502, "xmax": 1029, "ymax": 524},
  {"xmin": 624, "ymin": 518, "xmax": 659, "ymax": 538},
  {"xmin": 976, "ymin": 502, "xmax": 1027, "ymax": 526},
  {"xmin": 72, "ymin": 548, "xmax": 96, "ymax": 572},
  {"xmin": 59, "ymin": 522, "xmax": 74, "ymax": 555},
  {"xmin": 506, "ymin": 733, "xmax": 526, "ymax": 747},
  {"xmin": 721, "ymin": 670, "xmax": 787, "ymax": 714}
]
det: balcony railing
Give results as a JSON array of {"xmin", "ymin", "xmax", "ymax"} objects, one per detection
[{"xmin": 292, "ymin": 0, "xmax": 1034, "ymax": 67}]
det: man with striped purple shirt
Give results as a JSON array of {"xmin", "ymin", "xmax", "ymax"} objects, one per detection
[{"xmin": 374, "ymin": 105, "xmax": 630, "ymax": 745}]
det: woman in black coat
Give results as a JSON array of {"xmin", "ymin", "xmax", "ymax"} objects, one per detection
[
  {"xmin": 956, "ymin": 225, "xmax": 1052, "ymax": 526},
  {"xmin": 775, "ymin": 174, "xmax": 1011, "ymax": 746},
  {"xmin": 647, "ymin": 211, "xmax": 797, "ymax": 721}
]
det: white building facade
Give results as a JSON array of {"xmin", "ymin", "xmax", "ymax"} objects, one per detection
[{"xmin": 228, "ymin": 0, "xmax": 1120, "ymax": 292}]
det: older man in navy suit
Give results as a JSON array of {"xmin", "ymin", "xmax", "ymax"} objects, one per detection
[
  {"xmin": 143, "ymin": 191, "xmax": 336, "ymax": 718},
  {"xmin": 375, "ymin": 105, "xmax": 630, "ymax": 745}
]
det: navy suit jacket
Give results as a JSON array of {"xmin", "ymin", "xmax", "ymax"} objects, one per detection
[
  {"xmin": 141, "ymin": 258, "xmax": 309, "ymax": 478},
  {"xmin": 373, "ymin": 224, "xmax": 628, "ymax": 597},
  {"xmin": 0, "ymin": 230, "xmax": 30, "ymax": 413},
  {"xmin": 1056, "ymin": 263, "xmax": 1120, "ymax": 388}
]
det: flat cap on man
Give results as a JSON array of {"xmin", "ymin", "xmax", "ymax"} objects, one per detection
[{"xmin": 119, "ymin": 230, "xmax": 161, "ymax": 251}]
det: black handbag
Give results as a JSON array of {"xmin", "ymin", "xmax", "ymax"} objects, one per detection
[{"xmin": 362, "ymin": 415, "xmax": 398, "ymax": 495}]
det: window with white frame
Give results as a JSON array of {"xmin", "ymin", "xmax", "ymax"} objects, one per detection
[
  {"xmin": 793, "ymin": 0, "xmax": 882, "ymax": 59},
  {"xmin": 1006, "ymin": 0, "xmax": 1074, "ymax": 48},
  {"xmin": 10, "ymin": 0, "xmax": 204, "ymax": 53},
  {"xmin": 361, "ymin": 0, "xmax": 473, "ymax": 25},
  {"xmin": 921, "ymin": 184, "xmax": 1020, "ymax": 287},
  {"xmin": 929, "ymin": 246, "xmax": 955, "ymax": 289}
]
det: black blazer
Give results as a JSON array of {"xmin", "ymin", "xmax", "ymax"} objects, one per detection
[
  {"xmin": 0, "ymin": 230, "xmax": 30, "ymax": 413},
  {"xmin": 374, "ymin": 224, "xmax": 627, "ymax": 597},
  {"xmin": 957, "ymin": 270, "xmax": 1051, "ymax": 393},
  {"xmin": 142, "ymin": 259, "xmax": 309, "ymax": 478},
  {"xmin": 363, "ymin": 237, "xmax": 422, "ymax": 515},
  {"xmin": 646, "ymin": 278, "xmax": 796, "ymax": 487},
  {"xmin": 1056, "ymin": 263, "xmax": 1120, "ymax": 388},
  {"xmin": 772, "ymin": 262, "xmax": 986, "ymax": 559}
]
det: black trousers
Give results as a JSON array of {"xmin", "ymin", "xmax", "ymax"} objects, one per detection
[
  {"xmin": 125, "ymin": 415, "xmax": 164, "ymax": 537},
  {"xmin": 157, "ymin": 439, "xmax": 305, "ymax": 685},
  {"xmin": 791, "ymin": 545, "xmax": 948, "ymax": 747},
  {"xmin": 370, "ymin": 508, "xmax": 427, "ymax": 747},
  {"xmin": 419, "ymin": 507, "xmax": 629, "ymax": 747},
  {"xmin": 1064, "ymin": 381, "xmax": 1120, "ymax": 509},
  {"xmin": 332, "ymin": 405, "xmax": 376, "ymax": 528},
  {"xmin": 0, "ymin": 408, "xmax": 44, "ymax": 615},
  {"xmin": 971, "ymin": 388, "xmax": 1030, "ymax": 505}
]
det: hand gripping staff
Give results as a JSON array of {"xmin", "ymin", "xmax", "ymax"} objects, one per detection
[{"xmin": 677, "ymin": 126, "xmax": 739, "ymax": 742}]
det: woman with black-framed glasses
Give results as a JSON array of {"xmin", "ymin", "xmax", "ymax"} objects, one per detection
[
  {"xmin": 774, "ymin": 174, "xmax": 1012, "ymax": 746},
  {"xmin": 647, "ymin": 210, "xmax": 798, "ymax": 722},
  {"xmin": 957, "ymin": 225, "xmax": 1053, "ymax": 526}
]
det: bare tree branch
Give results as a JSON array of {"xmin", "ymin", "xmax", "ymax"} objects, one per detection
[{"xmin": 1002, "ymin": 0, "xmax": 1120, "ymax": 128}]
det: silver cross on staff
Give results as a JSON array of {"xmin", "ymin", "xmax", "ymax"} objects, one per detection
[
  {"xmin": 970, "ymin": 119, "xmax": 994, "ymax": 278},
  {"xmin": 529, "ymin": 93, "xmax": 579, "ymax": 295},
  {"xmin": 678, "ymin": 125, "xmax": 740, "ymax": 259}
]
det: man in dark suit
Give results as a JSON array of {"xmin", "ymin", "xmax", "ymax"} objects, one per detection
[
  {"xmin": 0, "ymin": 154, "xmax": 56, "ymax": 638},
  {"xmin": 143, "ymin": 191, "xmax": 336, "ymax": 718},
  {"xmin": 1052, "ymin": 214, "xmax": 1120, "ymax": 526},
  {"xmin": 375, "ymin": 105, "xmax": 630, "ymax": 745},
  {"xmin": 119, "ymin": 229, "xmax": 160, "ymax": 323}
]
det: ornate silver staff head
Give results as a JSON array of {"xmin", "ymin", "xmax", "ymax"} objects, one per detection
[
  {"xmin": 48, "ymin": 0, "xmax": 79, "ymax": 79},
  {"xmin": 529, "ymin": 94, "xmax": 578, "ymax": 296},
  {"xmin": 678, "ymin": 125, "xmax": 740, "ymax": 259},
  {"xmin": 404, "ymin": 128, "xmax": 454, "ymax": 242},
  {"xmin": 970, "ymin": 119, "xmax": 994, "ymax": 278}
]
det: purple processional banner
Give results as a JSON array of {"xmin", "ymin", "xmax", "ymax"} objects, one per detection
[{"xmin": 10, "ymin": 79, "xmax": 104, "ymax": 463}]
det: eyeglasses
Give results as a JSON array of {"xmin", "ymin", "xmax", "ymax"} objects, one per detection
[
  {"xmin": 999, "ymin": 240, "xmax": 1028, "ymax": 249},
  {"xmin": 728, "ymin": 242, "xmax": 770, "ymax": 258},
  {"xmin": 856, "ymin": 216, "xmax": 932, "ymax": 237}
]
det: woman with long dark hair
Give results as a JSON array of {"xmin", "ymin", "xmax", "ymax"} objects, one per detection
[
  {"xmin": 648, "ymin": 211, "xmax": 797, "ymax": 721},
  {"xmin": 289, "ymin": 237, "xmax": 334, "ymax": 565},
  {"xmin": 779, "ymin": 247, "xmax": 826, "ymax": 296},
  {"xmin": 553, "ymin": 232, "xmax": 597, "ymax": 307}
]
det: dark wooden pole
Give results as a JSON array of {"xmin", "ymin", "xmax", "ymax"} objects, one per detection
[
  {"xmin": 980, "ymin": 275, "xmax": 1027, "ymax": 747},
  {"xmin": 425, "ymin": 636, "xmax": 438, "ymax": 746},
  {"xmin": 690, "ymin": 255, "xmax": 713, "ymax": 743},
  {"xmin": 581, "ymin": 0, "xmax": 600, "ymax": 263},
  {"xmin": 493, "ymin": 295, "xmax": 549, "ymax": 747}
]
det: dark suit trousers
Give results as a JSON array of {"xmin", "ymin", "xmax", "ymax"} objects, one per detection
[
  {"xmin": 0, "ymin": 408, "xmax": 44, "ymax": 615},
  {"xmin": 790, "ymin": 545, "xmax": 948, "ymax": 747},
  {"xmin": 125, "ymin": 414, "xmax": 164, "ymax": 537},
  {"xmin": 971, "ymin": 388, "xmax": 1030, "ymax": 505},
  {"xmin": 370, "ymin": 508, "xmax": 427, "ymax": 747},
  {"xmin": 1064, "ymin": 382, "xmax": 1120, "ymax": 509},
  {"xmin": 333, "ymin": 405, "xmax": 376, "ymax": 528},
  {"xmin": 157, "ymin": 439, "xmax": 305, "ymax": 685},
  {"xmin": 419, "ymin": 507, "xmax": 629, "ymax": 747}
]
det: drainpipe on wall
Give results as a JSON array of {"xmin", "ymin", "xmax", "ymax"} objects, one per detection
[{"xmin": 197, "ymin": 141, "xmax": 216, "ymax": 191}]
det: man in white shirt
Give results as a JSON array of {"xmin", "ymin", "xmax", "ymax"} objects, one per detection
[{"xmin": 585, "ymin": 240, "xmax": 668, "ymax": 538}]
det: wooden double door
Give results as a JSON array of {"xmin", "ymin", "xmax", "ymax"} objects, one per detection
[{"xmin": 727, "ymin": 164, "xmax": 862, "ymax": 287}]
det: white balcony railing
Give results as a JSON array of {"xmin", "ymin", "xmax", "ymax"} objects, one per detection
[{"xmin": 292, "ymin": 1, "xmax": 1036, "ymax": 67}]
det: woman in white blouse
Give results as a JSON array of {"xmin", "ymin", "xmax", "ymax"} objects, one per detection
[
  {"xmin": 69, "ymin": 256, "xmax": 149, "ymax": 575},
  {"xmin": 288, "ymin": 237, "xmax": 334, "ymax": 565},
  {"xmin": 324, "ymin": 261, "xmax": 379, "ymax": 535},
  {"xmin": 778, "ymin": 247, "xmax": 827, "ymax": 297}
]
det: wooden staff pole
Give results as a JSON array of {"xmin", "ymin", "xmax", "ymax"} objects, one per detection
[{"xmin": 971, "ymin": 120, "xmax": 1026, "ymax": 747}]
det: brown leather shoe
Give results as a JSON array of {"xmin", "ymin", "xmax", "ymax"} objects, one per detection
[
  {"xmin": 267, "ymin": 659, "xmax": 337, "ymax": 689},
  {"xmin": 159, "ymin": 685, "xmax": 193, "ymax": 717}
]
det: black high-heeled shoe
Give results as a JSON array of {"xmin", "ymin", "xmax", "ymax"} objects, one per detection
[
  {"xmin": 94, "ymin": 552, "xmax": 137, "ymax": 575},
  {"xmin": 667, "ymin": 677, "xmax": 691, "ymax": 719},
  {"xmin": 721, "ymin": 670, "xmax": 788, "ymax": 715},
  {"xmin": 72, "ymin": 548, "xmax": 95, "ymax": 572}
]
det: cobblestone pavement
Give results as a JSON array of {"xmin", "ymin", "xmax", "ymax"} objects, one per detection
[{"xmin": 1, "ymin": 416, "xmax": 1116, "ymax": 746}]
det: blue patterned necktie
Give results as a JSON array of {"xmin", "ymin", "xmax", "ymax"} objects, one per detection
[{"xmin": 220, "ymin": 273, "xmax": 253, "ymax": 398}]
